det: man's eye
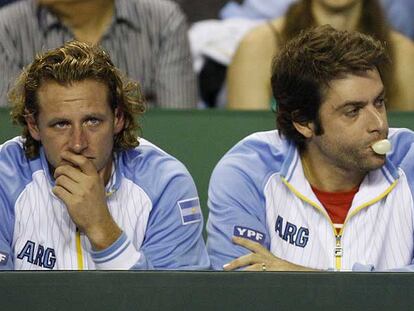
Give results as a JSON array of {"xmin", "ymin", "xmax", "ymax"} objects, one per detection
[
  {"xmin": 53, "ymin": 122, "xmax": 70, "ymax": 129},
  {"xmin": 85, "ymin": 118, "xmax": 101, "ymax": 126},
  {"xmin": 375, "ymin": 98, "xmax": 386, "ymax": 108},
  {"xmin": 345, "ymin": 107, "xmax": 360, "ymax": 117}
]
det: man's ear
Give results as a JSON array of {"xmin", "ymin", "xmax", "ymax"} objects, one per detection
[
  {"xmin": 24, "ymin": 112, "xmax": 41, "ymax": 141},
  {"xmin": 113, "ymin": 107, "xmax": 125, "ymax": 135},
  {"xmin": 292, "ymin": 120, "xmax": 316, "ymax": 139},
  {"xmin": 291, "ymin": 110, "xmax": 317, "ymax": 139}
]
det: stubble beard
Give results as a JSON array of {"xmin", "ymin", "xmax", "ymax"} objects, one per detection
[{"xmin": 332, "ymin": 145, "xmax": 386, "ymax": 176}]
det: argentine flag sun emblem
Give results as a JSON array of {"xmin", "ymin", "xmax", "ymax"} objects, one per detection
[{"xmin": 178, "ymin": 197, "xmax": 202, "ymax": 225}]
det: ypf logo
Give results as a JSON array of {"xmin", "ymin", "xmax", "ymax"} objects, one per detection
[{"xmin": 233, "ymin": 226, "xmax": 266, "ymax": 245}]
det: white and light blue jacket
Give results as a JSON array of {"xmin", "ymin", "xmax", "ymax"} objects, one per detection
[
  {"xmin": 207, "ymin": 128, "xmax": 414, "ymax": 271},
  {"xmin": 0, "ymin": 137, "xmax": 209, "ymax": 270}
]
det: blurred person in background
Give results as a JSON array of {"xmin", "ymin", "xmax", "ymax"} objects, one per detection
[
  {"xmin": 226, "ymin": 0, "xmax": 414, "ymax": 111},
  {"xmin": 220, "ymin": 0, "xmax": 414, "ymax": 40},
  {"xmin": 0, "ymin": 0, "xmax": 16, "ymax": 7},
  {"xmin": 0, "ymin": 0, "xmax": 198, "ymax": 108}
]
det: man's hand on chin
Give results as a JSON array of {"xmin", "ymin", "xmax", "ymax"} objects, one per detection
[{"xmin": 52, "ymin": 151, "xmax": 121, "ymax": 250}]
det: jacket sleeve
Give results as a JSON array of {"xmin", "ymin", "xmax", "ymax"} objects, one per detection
[
  {"xmin": 207, "ymin": 150, "xmax": 270, "ymax": 270},
  {"xmin": 0, "ymin": 187, "xmax": 14, "ymax": 270},
  {"xmin": 353, "ymin": 128, "xmax": 414, "ymax": 272},
  {"xmin": 134, "ymin": 169, "xmax": 209, "ymax": 270},
  {"xmin": 0, "ymin": 140, "xmax": 29, "ymax": 270},
  {"xmin": 352, "ymin": 260, "xmax": 414, "ymax": 272},
  {"xmin": 90, "ymin": 163, "xmax": 209, "ymax": 270}
]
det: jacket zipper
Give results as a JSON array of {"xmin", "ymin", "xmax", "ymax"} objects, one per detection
[
  {"xmin": 282, "ymin": 177, "xmax": 398, "ymax": 271},
  {"xmin": 76, "ymin": 227, "xmax": 84, "ymax": 270}
]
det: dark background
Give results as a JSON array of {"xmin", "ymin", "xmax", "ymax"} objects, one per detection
[{"xmin": 173, "ymin": 0, "xmax": 242, "ymax": 22}]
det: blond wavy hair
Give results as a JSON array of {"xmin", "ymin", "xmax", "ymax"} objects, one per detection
[{"xmin": 9, "ymin": 40, "xmax": 145, "ymax": 159}]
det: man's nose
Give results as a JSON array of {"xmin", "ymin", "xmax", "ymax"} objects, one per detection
[
  {"xmin": 367, "ymin": 106, "xmax": 387, "ymax": 134},
  {"xmin": 69, "ymin": 126, "xmax": 88, "ymax": 154}
]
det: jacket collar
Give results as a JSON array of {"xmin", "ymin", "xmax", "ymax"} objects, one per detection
[{"xmin": 280, "ymin": 141, "xmax": 399, "ymax": 209}]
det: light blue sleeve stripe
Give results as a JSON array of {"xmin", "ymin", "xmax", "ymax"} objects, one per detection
[
  {"xmin": 93, "ymin": 241, "xmax": 131, "ymax": 264},
  {"xmin": 90, "ymin": 232, "xmax": 128, "ymax": 261}
]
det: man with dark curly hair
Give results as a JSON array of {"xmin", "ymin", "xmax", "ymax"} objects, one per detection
[
  {"xmin": 0, "ymin": 40, "xmax": 209, "ymax": 270},
  {"xmin": 208, "ymin": 25, "xmax": 414, "ymax": 272}
]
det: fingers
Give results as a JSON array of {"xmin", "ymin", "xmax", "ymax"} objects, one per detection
[
  {"xmin": 52, "ymin": 184, "xmax": 72, "ymax": 203},
  {"xmin": 223, "ymin": 236, "xmax": 309, "ymax": 272},
  {"xmin": 223, "ymin": 237, "xmax": 275, "ymax": 271},
  {"xmin": 232, "ymin": 236, "xmax": 268, "ymax": 254},
  {"xmin": 223, "ymin": 252, "xmax": 260, "ymax": 271},
  {"xmin": 54, "ymin": 165, "xmax": 83, "ymax": 183},
  {"xmin": 60, "ymin": 151, "xmax": 97, "ymax": 175},
  {"xmin": 244, "ymin": 263, "xmax": 266, "ymax": 271},
  {"xmin": 54, "ymin": 174, "xmax": 80, "ymax": 194}
]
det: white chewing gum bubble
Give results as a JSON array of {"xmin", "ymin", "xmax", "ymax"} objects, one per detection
[{"xmin": 371, "ymin": 139, "xmax": 391, "ymax": 155}]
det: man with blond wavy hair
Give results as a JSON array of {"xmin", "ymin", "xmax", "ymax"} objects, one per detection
[{"xmin": 0, "ymin": 41, "xmax": 209, "ymax": 270}]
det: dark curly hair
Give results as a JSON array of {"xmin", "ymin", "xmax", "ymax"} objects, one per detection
[
  {"xmin": 272, "ymin": 25, "xmax": 390, "ymax": 150},
  {"xmin": 8, "ymin": 40, "xmax": 145, "ymax": 159}
]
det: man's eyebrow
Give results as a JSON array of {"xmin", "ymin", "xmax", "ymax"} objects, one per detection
[
  {"xmin": 335, "ymin": 100, "xmax": 366, "ymax": 111},
  {"xmin": 46, "ymin": 117, "xmax": 69, "ymax": 125},
  {"xmin": 335, "ymin": 87, "xmax": 385, "ymax": 111},
  {"xmin": 45, "ymin": 113, "xmax": 107, "ymax": 126},
  {"xmin": 82, "ymin": 113, "xmax": 107, "ymax": 120}
]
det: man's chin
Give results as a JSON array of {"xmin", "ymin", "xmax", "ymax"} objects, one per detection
[{"xmin": 364, "ymin": 155, "xmax": 386, "ymax": 172}]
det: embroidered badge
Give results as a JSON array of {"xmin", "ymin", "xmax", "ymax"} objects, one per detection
[
  {"xmin": 233, "ymin": 226, "xmax": 266, "ymax": 245},
  {"xmin": 178, "ymin": 197, "xmax": 202, "ymax": 225}
]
